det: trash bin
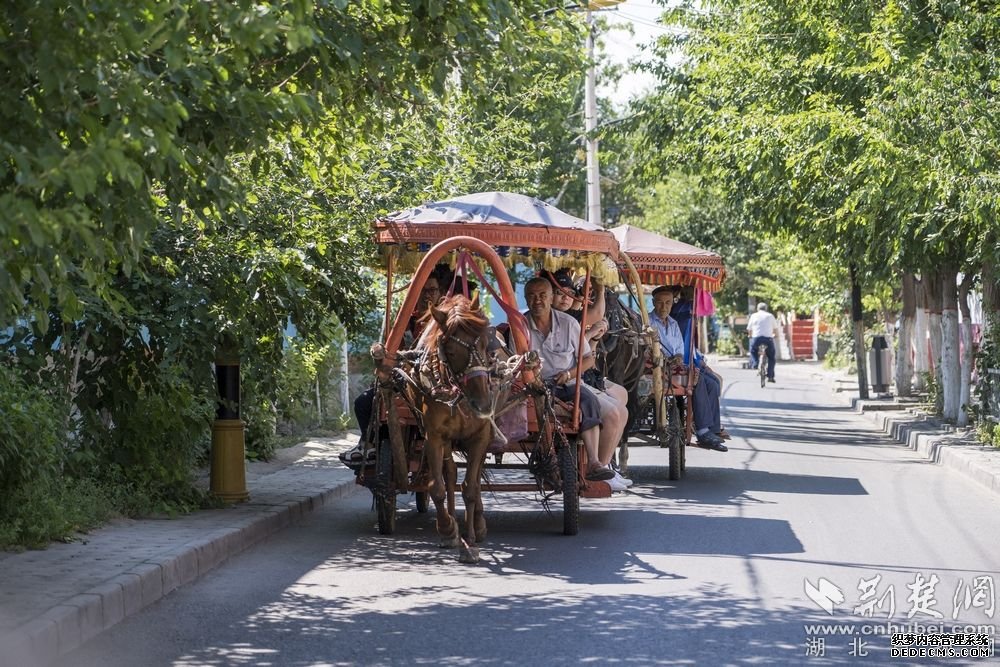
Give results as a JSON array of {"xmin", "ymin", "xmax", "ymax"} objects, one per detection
[{"xmin": 868, "ymin": 335, "xmax": 892, "ymax": 394}]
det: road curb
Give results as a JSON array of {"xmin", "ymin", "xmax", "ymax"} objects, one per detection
[
  {"xmin": 0, "ymin": 476, "xmax": 363, "ymax": 667},
  {"xmin": 841, "ymin": 392, "xmax": 1000, "ymax": 499}
]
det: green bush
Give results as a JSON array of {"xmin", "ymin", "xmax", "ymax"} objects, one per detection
[
  {"xmin": 715, "ymin": 335, "xmax": 740, "ymax": 357},
  {"xmin": 821, "ymin": 329, "xmax": 856, "ymax": 372},
  {"xmin": 70, "ymin": 364, "xmax": 213, "ymax": 516},
  {"xmin": 0, "ymin": 366, "xmax": 62, "ymax": 502},
  {"xmin": 0, "ymin": 366, "xmax": 123, "ymax": 548}
]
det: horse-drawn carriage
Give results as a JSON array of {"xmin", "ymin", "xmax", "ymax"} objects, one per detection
[
  {"xmin": 350, "ymin": 193, "xmax": 726, "ymax": 562},
  {"xmin": 604, "ymin": 224, "xmax": 727, "ymax": 481},
  {"xmin": 355, "ymin": 192, "xmax": 628, "ymax": 562}
]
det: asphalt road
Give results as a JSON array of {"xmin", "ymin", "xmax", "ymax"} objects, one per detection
[{"xmin": 59, "ymin": 361, "xmax": 1000, "ymax": 666}]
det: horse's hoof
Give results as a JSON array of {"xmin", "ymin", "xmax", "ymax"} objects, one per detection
[
  {"xmin": 458, "ymin": 544, "xmax": 480, "ymax": 564},
  {"xmin": 439, "ymin": 535, "xmax": 462, "ymax": 549},
  {"xmin": 438, "ymin": 521, "xmax": 461, "ymax": 549},
  {"xmin": 475, "ymin": 529, "xmax": 487, "ymax": 544}
]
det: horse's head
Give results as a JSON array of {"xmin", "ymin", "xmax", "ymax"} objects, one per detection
[{"xmin": 429, "ymin": 294, "xmax": 493, "ymax": 418}]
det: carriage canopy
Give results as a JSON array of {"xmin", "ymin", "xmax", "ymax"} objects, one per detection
[
  {"xmin": 610, "ymin": 224, "xmax": 726, "ymax": 293},
  {"xmin": 375, "ymin": 191, "xmax": 620, "ymax": 283}
]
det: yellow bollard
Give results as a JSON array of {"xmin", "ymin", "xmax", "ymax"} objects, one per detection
[
  {"xmin": 210, "ymin": 419, "xmax": 249, "ymax": 503},
  {"xmin": 210, "ymin": 351, "xmax": 249, "ymax": 503}
]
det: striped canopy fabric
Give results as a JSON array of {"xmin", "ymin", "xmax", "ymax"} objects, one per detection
[
  {"xmin": 374, "ymin": 192, "xmax": 621, "ymax": 283},
  {"xmin": 610, "ymin": 224, "xmax": 726, "ymax": 293}
]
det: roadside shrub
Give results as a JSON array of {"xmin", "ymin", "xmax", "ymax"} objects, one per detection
[
  {"xmin": 715, "ymin": 335, "xmax": 740, "ymax": 357},
  {"xmin": 70, "ymin": 364, "xmax": 213, "ymax": 516},
  {"xmin": 0, "ymin": 365, "xmax": 62, "ymax": 505},
  {"xmin": 821, "ymin": 329, "xmax": 856, "ymax": 372},
  {"xmin": 0, "ymin": 365, "xmax": 66, "ymax": 546}
]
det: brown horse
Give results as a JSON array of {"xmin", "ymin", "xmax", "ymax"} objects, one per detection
[{"xmin": 413, "ymin": 294, "xmax": 494, "ymax": 564}]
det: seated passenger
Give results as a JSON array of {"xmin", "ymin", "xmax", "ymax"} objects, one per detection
[
  {"xmin": 541, "ymin": 269, "xmax": 630, "ymax": 488},
  {"xmin": 524, "ymin": 276, "xmax": 621, "ymax": 485},
  {"xmin": 650, "ymin": 285, "xmax": 728, "ymax": 453}
]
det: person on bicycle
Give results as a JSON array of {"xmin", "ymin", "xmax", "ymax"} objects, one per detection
[
  {"xmin": 747, "ymin": 302, "xmax": 778, "ymax": 383},
  {"xmin": 651, "ymin": 285, "xmax": 728, "ymax": 452}
]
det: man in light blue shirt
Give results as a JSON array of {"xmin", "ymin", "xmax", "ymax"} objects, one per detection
[
  {"xmin": 649, "ymin": 286, "xmax": 728, "ymax": 452},
  {"xmin": 650, "ymin": 286, "xmax": 685, "ymax": 359}
]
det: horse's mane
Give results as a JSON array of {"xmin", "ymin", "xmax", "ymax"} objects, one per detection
[{"xmin": 419, "ymin": 294, "xmax": 489, "ymax": 350}]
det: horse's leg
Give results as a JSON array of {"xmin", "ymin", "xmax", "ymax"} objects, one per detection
[
  {"xmin": 458, "ymin": 432, "xmax": 489, "ymax": 564},
  {"xmin": 425, "ymin": 433, "xmax": 460, "ymax": 549}
]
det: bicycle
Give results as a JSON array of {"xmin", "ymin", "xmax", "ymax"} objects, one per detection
[{"xmin": 757, "ymin": 343, "xmax": 769, "ymax": 388}]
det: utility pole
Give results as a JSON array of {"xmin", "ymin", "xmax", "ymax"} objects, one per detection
[{"xmin": 584, "ymin": 8, "xmax": 602, "ymax": 227}]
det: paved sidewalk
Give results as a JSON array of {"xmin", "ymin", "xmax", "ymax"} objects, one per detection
[
  {"xmin": 0, "ymin": 435, "xmax": 363, "ymax": 667},
  {"xmin": 821, "ymin": 366, "xmax": 1000, "ymax": 497}
]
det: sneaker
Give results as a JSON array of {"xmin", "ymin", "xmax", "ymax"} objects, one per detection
[
  {"xmin": 767, "ymin": 377, "xmax": 775, "ymax": 383},
  {"xmin": 607, "ymin": 475, "xmax": 629, "ymax": 492},
  {"xmin": 612, "ymin": 470, "xmax": 634, "ymax": 488},
  {"xmin": 586, "ymin": 464, "xmax": 615, "ymax": 482}
]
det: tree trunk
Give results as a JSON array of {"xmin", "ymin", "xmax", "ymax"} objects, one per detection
[
  {"xmin": 850, "ymin": 264, "xmax": 869, "ymax": 399},
  {"xmin": 957, "ymin": 273, "xmax": 974, "ymax": 427},
  {"xmin": 924, "ymin": 270, "xmax": 944, "ymax": 414},
  {"xmin": 913, "ymin": 277, "xmax": 929, "ymax": 390},
  {"xmin": 895, "ymin": 273, "xmax": 916, "ymax": 397},
  {"xmin": 940, "ymin": 268, "xmax": 960, "ymax": 421},
  {"xmin": 985, "ymin": 260, "xmax": 1000, "ymax": 336}
]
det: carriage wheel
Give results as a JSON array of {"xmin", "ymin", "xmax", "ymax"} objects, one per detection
[
  {"xmin": 375, "ymin": 438, "xmax": 397, "ymax": 535},
  {"xmin": 559, "ymin": 443, "xmax": 580, "ymax": 536},
  {"xmin": 667, "ymin": 399, "xmax": 683, "ymax": 481},
  {"xmin": 415, "ymin": 491, "xmax": 429, "ymax": 514}
]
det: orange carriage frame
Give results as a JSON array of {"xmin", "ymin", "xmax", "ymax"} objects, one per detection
[{"xmin": 367, "ymin": 200, "xmax": 626, "ymax": 536}]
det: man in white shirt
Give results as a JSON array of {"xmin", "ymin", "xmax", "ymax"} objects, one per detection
[
  {"xmin": 524, "ymin": 276, "xmax": 626, "ymax": 486},
  {"xmin": 747, "ymin": 302, "xmax": 778, "ymax": 382}
]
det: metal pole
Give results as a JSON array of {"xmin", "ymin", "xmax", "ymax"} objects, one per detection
[
  {"xmin": 341, "ymin": 339, "xmax": 350, "ymax": 416},
  {"xmin": 585, "ymin": 9, "xmax": 602, "ymax": 227}
]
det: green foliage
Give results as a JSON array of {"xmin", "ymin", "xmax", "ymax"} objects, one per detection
[
  {"xmin": 747, "ymin": 232, "xmax": 849, "ymax": 319},
  {"xmin": 630, "ymin": 0, "xmax": 1000, "ymax": 315},
  {"xmin": 0, "ymin": 365, "xmax": 121, "ymax": 548},
  {"xmin": 918, "ymin": 371, "xmax": 942, "ymax": 411},
  {"xmin": 0, "ymin": 1, "xmax": 602, "ymax": 546},
  {"xmin": 622, "ymin": 173, "xmax": 757, "ymax": 317},
  {"xmin": 973, "ymin": 315, "xmax": 1000, "ymax": 426},
  {"xmin": 821, "ymin": 327, "xmax": 856, "ymax": 372},
  {"xmin": 0, "ymin": 365, "xmax": 63, "ymax": 515},
  {"xmin": 0, "ymin": 477, "xmax": 118, "ymax": 550},
  {"xmin": 70, "ymin": 364, "xmax": 213, "ymax": 514},
  {"xmin": 974, "ymin": 422, "xmax": 1000, "ymax": 449},
  {"xmin": 0, "ymin": 0, "xmax": 570, "ymax": 330},
  {"xmin": 715, "ymin": 335, "xmax": 740, "ymax": 357}
]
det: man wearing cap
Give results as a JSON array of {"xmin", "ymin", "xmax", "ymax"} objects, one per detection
[
  {"xmin": 542, "ymin": 269, "xmax": 631, "ymax": 488},
  {"xmin": 524, "ymin": 275, "xmax": 627, "ymax": 485},
  {"xmin": 650, "ymin": 285, "xmax": 728, "ymax": 452},
  {"xmin": 747, "ymin": 302, "xmax": 778, "ymax": 382}
]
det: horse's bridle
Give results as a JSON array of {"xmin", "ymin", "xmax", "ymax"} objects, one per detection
[{"xmin": 439, "ymin": 327, "xmax": 491, "ymax": 386}]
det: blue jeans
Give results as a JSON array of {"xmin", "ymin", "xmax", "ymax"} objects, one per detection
[
  {"xmin": 750, "ymin": 336, "xmax": 776, "ymax": 379},
  {"xmin": 692, "ymin": 370, "xmax": 721, "ymax": 433}
]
